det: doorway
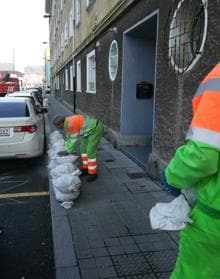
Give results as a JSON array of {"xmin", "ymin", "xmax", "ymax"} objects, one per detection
[{"xmin": 120, "ymin": 11, "xmax": 158, "ymax": 169}]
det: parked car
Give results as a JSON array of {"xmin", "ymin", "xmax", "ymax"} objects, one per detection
[
  {"xmin": 26, "ymin": 87, "xmax": 44, "ymax": 105},
  {"xmin": 5, "ymin": 91, "xmax": 47, "ymax": 113},
  {"xmin": 0, "ymin": 97, "xmax": 46, "ymax": 159},
  {"xmin": 45, "ymin": 86, "xmax": 51, "ymax": 94}
]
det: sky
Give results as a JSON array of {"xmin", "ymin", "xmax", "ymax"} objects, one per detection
[{"xmin": 0, "ymin": 0, "xmax": 49, "ymax": 72}]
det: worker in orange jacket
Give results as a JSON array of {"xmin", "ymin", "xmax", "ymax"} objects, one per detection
[
  {"xmin": 53, "ymin": 114, "xmax": 104, "ymax": 182},
  {"xmin": 162, "ymin": 63, "xmax": 220, "ymax": 278}
]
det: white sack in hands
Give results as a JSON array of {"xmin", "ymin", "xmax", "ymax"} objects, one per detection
[{"xmin": 149, "ymin": 194, "xmax": 192, "ymax": 231}]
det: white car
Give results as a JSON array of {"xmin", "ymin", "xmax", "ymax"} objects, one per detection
[
  {"xmin": 0, "ymin": 97, "xmax": 45, "ymax": 159},
  {"xmin": 5, "ymin": 91, "xmax": 42, "ymax": 112}
]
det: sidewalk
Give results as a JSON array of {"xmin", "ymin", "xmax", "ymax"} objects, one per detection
[{"xmin": 45, "ymin": 96, "xmax": 179, "ymax": 279}]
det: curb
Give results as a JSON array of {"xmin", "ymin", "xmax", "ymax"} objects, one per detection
[{"xmin": 44, "ymin": 111, "xmax": 80, "ymax": 279}]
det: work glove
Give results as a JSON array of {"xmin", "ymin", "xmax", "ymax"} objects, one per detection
[
  {"xmin": 57, "ymin": 150, "xmax": 69, "ymax": 156},
  {"xmin": 161, "ymin": 170, "xmax": 181, "ymax": 197}
]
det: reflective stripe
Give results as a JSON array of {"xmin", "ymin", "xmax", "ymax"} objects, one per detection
[
  {"xmin": 195, "ymin": 78, "xmax": 220, "ymax": 97},
  {"xmin": 186, "ymin": 127, "xmax": 220, "ymax": 148},
  {"xmin": 88, "ymin": 158, "xmax": 96, "ymax": 163},
  {"xmin": 88, "ymin": 166, "xmax": 97, "ymax": 170}
]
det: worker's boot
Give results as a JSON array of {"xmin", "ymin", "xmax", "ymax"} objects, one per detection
[
  {"xmin": 79, "ymin": 169, "xmax": 88, "ymax": 177},
  {"xmin": 86, "ymin": 174, "xmax": 98, "ymax": 182}
]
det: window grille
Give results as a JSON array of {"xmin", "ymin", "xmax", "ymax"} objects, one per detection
[{"xmin": 167, "ymin": 0, "xmax": 208, "ymax": 74}]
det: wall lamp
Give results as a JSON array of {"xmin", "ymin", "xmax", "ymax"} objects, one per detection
[
  {"xmin": 109, "ymin": 27, "xmax": 117, "ymax": 34},
  {"xmin": 43, "ymin": 14, "xmax": 51, "ymax": 18}
]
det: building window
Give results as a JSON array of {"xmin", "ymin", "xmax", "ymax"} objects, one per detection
[
  {"xmin": 65, "ymin": 68, "xmax": 69, "ymax": 90},
  {"xmin": 69, "ymin": 10, "xmax": 74, "ymax": 38},
  {"xmin": 75, "ymin": 0, "xmax": 81, "ymax": 26},
  {"xmin": 86, "ymin": 50, "xmax": 96, "ymax": 93},
  {"xmin": 168, "ymin": 0, "xmax": 208, "ymax": 74},
  {"xmin": 76, "ymin": 60, "xmax": 81, "ymax": 92},
  {"xmin": 70, "ymin": 65, "xmax": 73, "ymax": 91},
  {"xmin": 64, "ymin": 22, "xmax": 68, "ymax": 43},
  {"xmin": 60, "ymin": 0, "xmax": 63, "ymax": 11},
  {"xmin": 108, "ymin": 40, "xmax": 119, "ymax": 81}
]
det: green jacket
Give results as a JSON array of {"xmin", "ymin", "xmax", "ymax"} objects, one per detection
[{"xmin": 165, "ymin": 140, "xmax": 220, "ymax": 211}]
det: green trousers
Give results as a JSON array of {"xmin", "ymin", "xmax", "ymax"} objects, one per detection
[
  {"xmin": 170, "ymin": 206, "xmax": 220, "ymax": 279},
  {"xmin": 80, "ymin": 122, "xmax": 104, "ymax": 159}
]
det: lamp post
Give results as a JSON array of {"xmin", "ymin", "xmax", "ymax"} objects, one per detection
[{"xmin": 42, "ymin": 42, "xmax": 50, "ymax": 92}]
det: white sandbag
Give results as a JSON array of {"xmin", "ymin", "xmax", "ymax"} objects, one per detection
[
  {"xmin": 47, "ymin": 147, "xmax": 65, "ymax": 159},
  {"xmin": 53, "ymin": 187, "xmax": 80, "ymax": 202},
  {"xmin": 50, "ymin": 131, "xmax": 63, "ymax": 144},
  {"xmin": 43, "ymin": 98, "xmax": 49, "ymax": 107},
  {"xmin": 51, "ymin": 139, "xmax": 65, "ymax": 149},
  {"xmin": 52, "ymin": 173, "xmax": 81, "ymax": 193},
  {"xmin": 50, "ymin": 163, "xmax": 76, "ymax": 179},
  {"xmin": 48, "ymin": 160, "xmax": 56, "ymax": 170},
  {"xmin": 149, "ymin": 194, "xmax": 192, "ymax": 231},
  {"xmin": 60, "ymin": 201, "xmax": 74, "ymax": 209},
  {"xmin": 54, "ymin": 154, "xmax": 78, "ymax": 165}
]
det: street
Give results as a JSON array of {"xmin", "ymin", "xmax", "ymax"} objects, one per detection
[{"xmin": 0, "ymin": 154, "xmax": 54, "ymax": 278}]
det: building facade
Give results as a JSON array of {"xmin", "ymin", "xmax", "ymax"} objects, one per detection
[{"xmin": 45, "ymin": 0, "xmax": 220, "ymax": 178}]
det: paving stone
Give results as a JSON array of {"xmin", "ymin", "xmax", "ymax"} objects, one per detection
[
  {"xmin": 80, "ymin": 268, "xmax": 99, "ymax": 279},
  {"xmin": 112, "ymin": 253, "xmax": 152, "ymax": 276},
  {"xmin": 120, "ymin": 274, "xmax": 157, "ymax": 279},
  {"xmin": 118, "ymin": 236, "xmax": 135, "ymax": 246},
  {"xmin": 134, "ymin": 233, "xmax": 177, "ymax": 252},
  {"xmin": 144, "ymin": 250, "xmax": 177, "ymax": 273},
  {"xmin": 167, "ymin": 231, "xmax": 180, "ymax": 244},
  {"xmin": 155, "ymin": 272, "xmax": 172, "ymax": 279},
  {"xmin": 79, "ymin": 258, "xmax": 97, "ymax": 269},
  {"xmin": 89, "ymin": 238, "xmax": 106, "ymax": 249},
  {"xmin": 105, "ymin": 238, "xmax": 121, "ymax": 247},
  {"xmin": 98, "ymin": 266, "xmax": 118, "ymax": 278},
  {"xmin": 94, "ymin": 256, "xmax": 113, "ymax": 268},
  {"xmin": 91, "ymin": 247, "xmax": 109, "ymax": 258},
  {"xmin": 76, "ymin": 249, "xmax": 93, "ymax": 259}
]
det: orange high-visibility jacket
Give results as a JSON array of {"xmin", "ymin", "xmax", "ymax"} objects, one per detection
[{"xmin": 186, "ymin": 63, "xmax": 220, "ymax": 148}]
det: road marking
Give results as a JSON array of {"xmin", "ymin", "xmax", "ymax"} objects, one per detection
[{"xmin": 0, "ymin": 192, "xmax": 49, "ymax": 199}]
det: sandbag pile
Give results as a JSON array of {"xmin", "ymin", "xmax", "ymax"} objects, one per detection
[{"xmin": 48, "ymin": 131, "xmax": 81, "ymax": 209}]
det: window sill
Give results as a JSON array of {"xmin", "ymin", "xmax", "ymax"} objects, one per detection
[{"xmin": 86, "ymin": 90, "xmax": 96, "ymax": 94}]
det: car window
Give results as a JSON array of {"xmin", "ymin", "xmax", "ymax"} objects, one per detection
[{"xmin": 0, "ymin": 102, "xmax": 30, "ymax": 117}]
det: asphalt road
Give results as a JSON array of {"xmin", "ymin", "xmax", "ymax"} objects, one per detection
[{"xmin": 0, "ymin": 153, "xmax": 55, "ymax": 279}]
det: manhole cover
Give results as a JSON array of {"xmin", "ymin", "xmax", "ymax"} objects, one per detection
[{"xmin": 124, "ymin": 178, "xmax": 161, "ymax": 194}]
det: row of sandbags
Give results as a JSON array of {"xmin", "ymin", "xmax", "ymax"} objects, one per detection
[{"xmin": 47, "ymin": 131, "xmax": 81, "ymax": 209}]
